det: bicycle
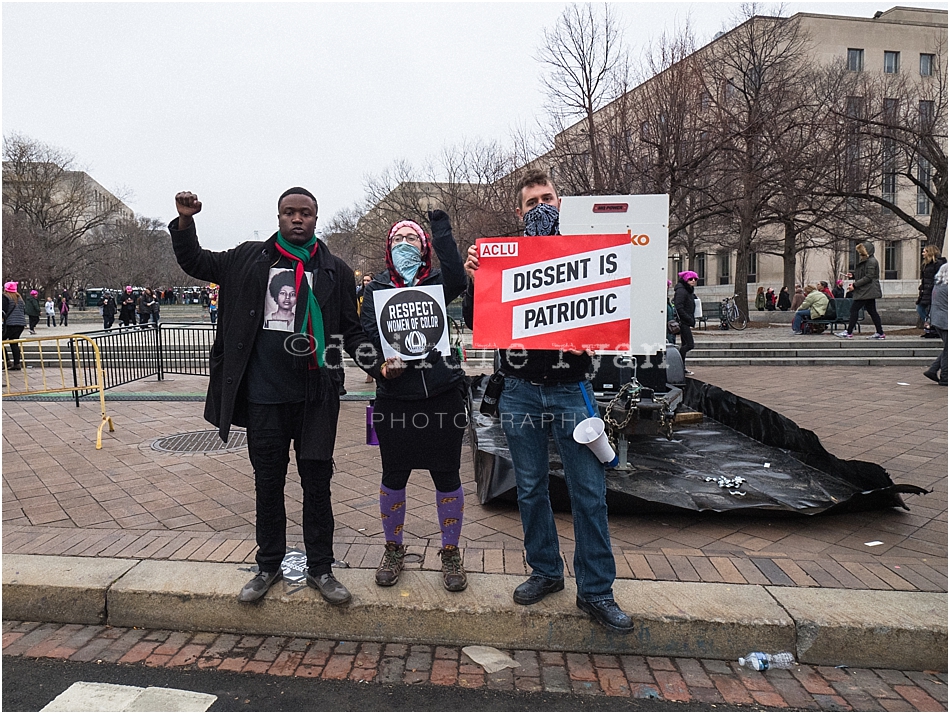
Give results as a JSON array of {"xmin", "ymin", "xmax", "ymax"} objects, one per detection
[{"xmin": 720, "ymin": 294, "xmax": 748, "ymax": 330}]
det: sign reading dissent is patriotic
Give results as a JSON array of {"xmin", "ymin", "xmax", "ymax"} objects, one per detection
[{"xmin": 472, "ymin": 234, "xmax": 634, "ymax": 352}]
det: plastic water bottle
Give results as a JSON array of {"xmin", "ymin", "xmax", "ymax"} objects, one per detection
[{"xmin": 738, "ymin": 652, "xmax": 795, "ymax": 670}]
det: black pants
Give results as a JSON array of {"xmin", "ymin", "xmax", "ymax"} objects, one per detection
[
  {"xmin": 3, "ymin": 325, "xmax": 25, "ymax": 365},
  {"xmin": 28, "ymin": 315, "xmax": 39, "ymax": 332},
  {"xmin": 103, "ymin": 315, "xmax": 115, "ymax": 330},
  {"xmin": 382, "ymin": 468, "xmax": 461, "ymax": 492},
  {"xmin": 246, "ymin": 401, "xmax": 336, "ymax": 575},
  {"xmin": 678, "ymin": 323, "xmax": 694, "ymax": 367},
  {"xmin": 46, "ymin": 314, "xmax": 55, "ymax": 327},
  {"xmin": 847, "ymin": 299, "xmax": 884, "ymax": 335}
]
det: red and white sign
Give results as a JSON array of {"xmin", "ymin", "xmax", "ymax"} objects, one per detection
[{"xmin": 473, "ymin": 234, "xmax": 633, "ymax": 351}]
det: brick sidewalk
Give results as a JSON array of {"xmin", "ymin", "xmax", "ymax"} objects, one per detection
[
  {"xmin": 2, "ymin": 366, "xmax": 946, "ymax": 592},
  {"xmin": 3, "ymin": 620, "xmax": 946, "ymax": 710}
]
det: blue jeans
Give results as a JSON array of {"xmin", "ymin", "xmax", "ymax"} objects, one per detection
[
  {"xmin": 792, "ymin": 309, "xmax": 811, "ymax": 332},
  {"xmin": 498, "ymin": 377, "xmax": 616, "ymax": 602}
]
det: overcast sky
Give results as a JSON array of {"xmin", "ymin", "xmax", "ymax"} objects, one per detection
[{"xmin": 3, "ymin": 1, "xmax": 946, "ymax": 250}]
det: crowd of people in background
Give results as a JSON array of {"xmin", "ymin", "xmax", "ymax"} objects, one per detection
[{"xmin": 0, "ymin": 283, "xmax": 221, "ymax": 334}]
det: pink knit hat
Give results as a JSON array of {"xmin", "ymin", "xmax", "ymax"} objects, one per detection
[
  {"xmin": 30, "ymin": 290, "xmax": 38, "ymax": 296},
  {"xmin": 3, "ymin": 281, "xmax": 17, "ymax": 292},
  {"xmin": 678, "ymin": 271, "xmax": 699, "ymax": 281}
]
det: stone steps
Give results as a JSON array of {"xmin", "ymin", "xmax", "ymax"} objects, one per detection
[{"xmin": 462, "ymin": 339, "xmax": 941, "ymax": 367}]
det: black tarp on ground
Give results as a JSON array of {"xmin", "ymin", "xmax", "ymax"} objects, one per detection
[{"xmin": 469, "ymin": 377, "xmax": 928, "ymax": 515}]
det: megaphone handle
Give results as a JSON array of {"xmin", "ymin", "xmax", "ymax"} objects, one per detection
[{"xmin": 579, "ymin": 381, "xmax": 597, "ymax": 418}]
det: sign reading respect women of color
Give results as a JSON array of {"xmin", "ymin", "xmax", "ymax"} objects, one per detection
[
  {"xmin": 472, "ymin": 194, "xmax": 669, "ymax": 355},
  {"xmin": 373, "ymin": 285, "xmax": 451, "ymax": 361}
]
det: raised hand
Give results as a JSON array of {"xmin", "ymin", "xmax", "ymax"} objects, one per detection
[{"xmin": 175, "ymin": 191, "xmax": 202, "ymax": 223}]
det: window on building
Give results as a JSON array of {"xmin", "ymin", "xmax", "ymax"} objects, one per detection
[
  {"xmin": 845, "ymin": 96, "xmax": 865, "ymax": 118},
  {"xmin": 920, "ymin": 53, "xmax": 935, "ymax": 76},
  {"xmin": 718, "ymin": 251, "xmax": 731, "ymax": 286},
  {"xmin": 918, "ymin": 158, "xmax": 932, "ymax": 215},
  {"xmin": 883, "ymin": 51, "xmax": 900, "ymax": 74},
  {"xmin": 847, "ymin": 48, "xmax": 864, "ymax": 72},
  {"xmin": 671, "ymin": 254, "xmax": 683, "ymax": 276},
  {"xmin": 882, "ymin": 169, "xmax": 897, "ymax": 206},
  {"xmin": 919, "ymin": 100, "xmax": 935, "ymax": 129},
  {"xmin": 695, "ymin": 253, "xmax": 707, "ymax": 287},
  {"xmin": 883, "ymin": 97, "xmax": 900, "ymax": 123},
  {"xmin": 882, "ymin": 134, "xmax": 897, "ymax": 207},
  {"xmin": 747, "ymin": 253, "xmax": 757, "ymax": 284},
  {"xmin": 699, "ymin": 91, "xmax": 711, "ymax": 110},
  {"xmin": 884, "ymin": 241, "xmax": 900, "ymax": 280}
]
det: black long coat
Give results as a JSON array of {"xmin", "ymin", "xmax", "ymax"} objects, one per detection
[{"xmin": 169, "ymin": 218, "xmax": 376, "ymax": 459}]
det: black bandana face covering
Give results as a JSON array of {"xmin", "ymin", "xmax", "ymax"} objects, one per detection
[{"xmin": 523, "ymin": 202, "xmax": 560, "ymax": 236}]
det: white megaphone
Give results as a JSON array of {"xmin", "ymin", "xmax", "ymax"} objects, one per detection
[{"xmin": 572, "ymin": 416, "xmax": 618, "ymax": 468}]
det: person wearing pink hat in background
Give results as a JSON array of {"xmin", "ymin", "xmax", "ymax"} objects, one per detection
[
  {"xmin": 119, "ymin": 286, "xmax": 136, "ymax": 327},
  {"xmin": 2, "ymin": 281, "xmax": 28, "ymax": 369},
  {"xmin": 24, "ymin": 289, "xmax": 41, "ymax": 334},
  {"xmin": 673, "ymin": 271, "xmax": 699, "ymax": 375}
]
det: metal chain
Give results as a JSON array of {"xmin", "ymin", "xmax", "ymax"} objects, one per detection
[{"xmin": 603, "ymin": 381, "xmax": 641, "ymax": 432}]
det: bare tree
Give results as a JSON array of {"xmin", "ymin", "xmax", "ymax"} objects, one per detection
[
  {"xmin": 2, "ymin": 133, "xmax": 128, "ymax": 295},
  {"xmin": 536, "ymin": 3, "xmax": 628, "ymax": 194},
  {"xmin": 95, "ymin": 216, "xmax": 190, "ymax": 289},
  {"xmin": 333, "ymin": 140, "xmax": 523, "ymax": 278},
  {"xmin": 694, "ymin": 6, "xmax": 814, "ymax": 313},
  {"xmin": 618, "ymin": 20, "xmax": 729, "ymax": 273},
  {"xmin": 821, "ymin": 35, "xmax": 948, "ymax": 251}
]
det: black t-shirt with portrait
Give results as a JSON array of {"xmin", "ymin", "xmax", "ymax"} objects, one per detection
[{"xmin": 245, "ymin": 255, "xmax": 314, "ymax": 404}]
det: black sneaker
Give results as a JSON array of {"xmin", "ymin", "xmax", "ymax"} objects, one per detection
[
  {"xmin": 513, "ymin": 575, "xmax": 564, "ymax": 605},
  {"xmin": 237, "ymin": 570, "xmax": 280, "ymax": 603},
  {"xmin": 576, "ymin": 597, "xmax": 634, "ymax": 633},
  {"xmin": 307, "ymin": 571, "xmax": 352, "ymax": 605},
  {"xmin": 924, "ymin": 370, "xmax": 940, "ymax": 383}
]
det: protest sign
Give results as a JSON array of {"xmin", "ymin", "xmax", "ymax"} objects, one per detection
[
  {"xmin": 472, "ymin": 194, "xmax": 669, "ymax": 354},
  {"xmin": 373, "ymin": 285, "xmax": 450, "ymax": 361}
]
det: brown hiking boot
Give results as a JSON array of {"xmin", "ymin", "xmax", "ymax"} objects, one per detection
[
  {"xmin": 375, "ymin": 541, "xmax": 406, "ymax": 587},
  {"xmin": 439, "ymin": 545, "xmax": 468, "ymax": 592}
]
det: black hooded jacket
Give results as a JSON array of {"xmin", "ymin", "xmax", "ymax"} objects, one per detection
[
  {"xmin": 360, "ymin": 212, "xmax": 467, "ymax": 401},
  {"xmin": 673, "ymin": 278, "xmax": 696, "ymax": 327},
  {"xmin": 918, "ymin": 257, "xmax": 947, "ymax": 306}
]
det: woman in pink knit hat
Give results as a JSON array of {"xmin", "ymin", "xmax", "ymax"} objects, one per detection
[
  {"xmin": 673, "ymin": 271, "xmax": 699, "ymax": 375},
  {"xmin": 2, "ymin": 282, "xmax": 28, "ymax": 369}
]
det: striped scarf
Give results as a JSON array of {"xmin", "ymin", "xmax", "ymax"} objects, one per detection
[{"xmin": 275, "ymin": 232, "xmax": 325, "ymax": 368}]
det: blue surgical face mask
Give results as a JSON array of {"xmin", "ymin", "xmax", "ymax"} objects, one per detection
[{"xmin": 391, "ymin": 242, "xmax": 423, "ymax": 284}]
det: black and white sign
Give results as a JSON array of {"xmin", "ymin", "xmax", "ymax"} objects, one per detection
[{"xmin": 373, "ymin": 285, "xmax": 450, "ymax": 361}]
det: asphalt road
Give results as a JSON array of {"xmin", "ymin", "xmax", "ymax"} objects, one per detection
[{"xmin": 2, "ymin": 657, "xmax": 769, "ymax": 712}]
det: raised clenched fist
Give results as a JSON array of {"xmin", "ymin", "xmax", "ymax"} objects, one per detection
[{"xmin": 175, "ymin": 191, "xmax": 202, "ymax": 218}]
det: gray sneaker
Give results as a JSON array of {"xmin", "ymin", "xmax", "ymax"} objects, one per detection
[
  {"xmin": 307, "ymin": 571, "xmax": 352, "ymax": 605},
  {"xmin": 238, "ymin": 570, "xmax": 280, "ymax": 603}
]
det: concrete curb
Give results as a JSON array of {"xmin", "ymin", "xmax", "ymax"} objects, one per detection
[{"xmin": 4, "ymin": 554, "xmax": 946, "ymax": 670}]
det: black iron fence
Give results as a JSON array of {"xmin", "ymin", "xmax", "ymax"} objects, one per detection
[{"xmin": 69, "ymin": 323, "xmax": 215, "ymax": 399}]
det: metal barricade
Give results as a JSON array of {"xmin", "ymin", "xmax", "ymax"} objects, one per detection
[{"xmin": 2, "ymin": 334, "xmax": 115, "ymax": 449}]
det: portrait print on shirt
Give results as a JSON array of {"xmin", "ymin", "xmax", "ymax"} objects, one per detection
[{"xmin": 264, "ymin": 268, "xmax": 311, "ymax": 332}]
